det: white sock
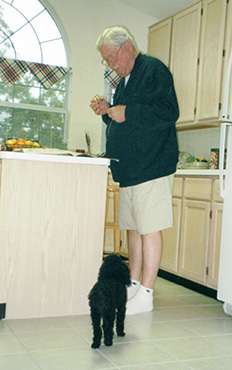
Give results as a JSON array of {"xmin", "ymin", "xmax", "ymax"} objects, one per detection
[
  {"xmin": 127, "ymin": 279, "xmax": 140, "ymax": 301},
  {"xmin": 126, "ymin": 285, "xmax": 154, "ymax": 315}
]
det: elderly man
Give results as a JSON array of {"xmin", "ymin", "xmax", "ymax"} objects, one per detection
[{"xmin": 90, "ymin": 25, "xmax": 179, "ymax": 315}]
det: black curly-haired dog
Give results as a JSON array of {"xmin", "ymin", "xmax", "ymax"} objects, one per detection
[{"xmin": 88, "ymin": 254, "xmax": 131, "ymax": 348}]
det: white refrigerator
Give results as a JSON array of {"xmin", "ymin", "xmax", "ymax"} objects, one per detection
[{"xmin": 217, "ymin": 49, "xmax": 232, "ymax": 316}]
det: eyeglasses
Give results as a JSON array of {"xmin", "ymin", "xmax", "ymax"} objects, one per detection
[{"xmin": 101, "ymin": 45, "xmax": 122, "ymax": 68}]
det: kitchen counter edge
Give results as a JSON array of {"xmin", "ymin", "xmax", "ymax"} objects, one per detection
[
  {"xmin": 0, "ymin": 151, "xmax": 110, "ymax": 166},
  {"xmin": 176, "ymin": 169, "xmax": 221, "ymax": 176}
]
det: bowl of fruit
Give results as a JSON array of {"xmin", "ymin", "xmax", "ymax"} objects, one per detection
[{"xmin": 4, "ymin": 138, "xmax": 41, "ymax": 151}]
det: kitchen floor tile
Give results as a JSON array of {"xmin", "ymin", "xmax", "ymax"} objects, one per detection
[
  {"xmin": 181, "ymin": 317, "xmax": 232, "ymax": 336},
  {"xmin": 185, "ymin": 356, "xmax": 232, "ymax": 370},
  {"xmin": 0, "ymin": 319, "xmax": 12, "ymax": 335},
  {"xmin": 1, "ymin": 277, "xmax": 231, "ymax": 370},
  {"xmin": 98, "ymin": 341, "xmax": 176, "ymax": 367},
  {"xmin": 0, "ymin": 353, "xmax": 40, "ymax": 370},
  {"xmin": 0, "ymin": 333, "xmax": 27, "ymax": 355},
  {"xmin": 30, "ymin": 348, "xmax": 117, "ymax": 370},
  {"xmin": 17, "ymin": 328, "xmax": 88, "ymax": 351},
  {"xmin": 6, "ymin": 316, "xmax": 74, "ymax": 334},
  {"xmin": 117, "ymin": 361, "xmax": 193, "ymax": 370}
]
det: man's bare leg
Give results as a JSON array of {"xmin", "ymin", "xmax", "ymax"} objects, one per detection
[
  {"xmin": 141, "ymin": 230, "xmax": 162, "ymax": 289},
  {"xmin": 127, "ymin": 229, "xmax": 142, "ymax": 281},
  {"xmin": 126, "ymin": 230, "xmax": 162, "ymax": 314},
  {"xmin": 127, "ymin": 230, "xmax": 142, "ymax": 300}
]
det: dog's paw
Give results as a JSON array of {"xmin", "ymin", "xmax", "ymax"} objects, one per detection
[
  {"xmin": 117, "ymin": 331, "xmax": 126, "ymax": 337},
  {"xmin": 104, "ymin": 339, "xmax": 113, "ymax": 346},
  {"xmin": 91, "ymin": 342, "xmax": 100, "ymax": 349}
]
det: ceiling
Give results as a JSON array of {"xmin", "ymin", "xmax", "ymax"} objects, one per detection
[{"xmin": 119, "ymin": 0, "xmax": 197, "ymax": 19}]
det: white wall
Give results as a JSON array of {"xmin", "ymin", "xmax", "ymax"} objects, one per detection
[
  {"xmin": 44, "ymin": 0, "xmax": 157, "ymax": 153},
  {"xmin": 178, "ymin": 128, "xmax": 220, "ymax": 159}
]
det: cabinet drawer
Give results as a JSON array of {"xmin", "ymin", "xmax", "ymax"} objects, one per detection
[
  {"xmin": 173, "ymin": 177, "xmax": 183, "ymax": 197},
  {"xmin": 184, "ymin": 178, "xmax": 212, "ymax": 200},
  {"xmin": 212, "ymin": 179, "xmax": 223, "ymax": 202}
]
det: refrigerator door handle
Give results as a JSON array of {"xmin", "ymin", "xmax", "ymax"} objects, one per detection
[{"xmin": 219, "ymin": 123, "xmax": 227, "ymax": 198}]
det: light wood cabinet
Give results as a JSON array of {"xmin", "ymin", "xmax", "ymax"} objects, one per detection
[
  {"xmin": 148, "ymin": 0, "xmax": 231, "ymax": 130},
  {"xmin": 207, "ymin": 202, "xmax": 223, "ymax": 287},
  {"xmin": 170, "ymin": 3, "xmax": 201, "ymax": 124},
  {"xmin": 221, "ymin": 0, "xmax": 232, "ymax": 115},
  {"xmin": 161, "ymin": 176, "xmax": 223, "ymax": 289},
  {"xmin": 179, "ymin": 199, "xmax": 211, "ymax": 284},
  {"xmin": 0, "ymin": 155, "xmax": 109, "ymax": 319},
  {"xmin": 196, "ymin": 0, "xmax": 227, "ymax": 122},
  {"xmin": 148, "ymin": 18, "xmax": 172, "ymax": 67}
]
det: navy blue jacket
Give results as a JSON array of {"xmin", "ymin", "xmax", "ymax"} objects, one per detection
[{"xmin": 102, "ymin": 53, "xmax": 179, "ymax": 187}]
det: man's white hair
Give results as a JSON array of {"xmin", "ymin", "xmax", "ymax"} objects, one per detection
[{"xmin": 96, "ymin": 25, "xmax": 139, "ymax": 51}]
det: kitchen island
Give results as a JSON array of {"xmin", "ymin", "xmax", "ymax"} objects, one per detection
[{"xmin": 0, "ymin": 152, "xmax": 110, "ymax": 319}]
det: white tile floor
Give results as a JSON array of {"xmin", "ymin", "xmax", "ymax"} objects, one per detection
[{"xmin": 1, "ymin": 278, "xmax": 232, "ymax": 370}]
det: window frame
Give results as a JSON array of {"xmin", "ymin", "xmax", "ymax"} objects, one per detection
[{"xmin": 0, "ymin": 0, "xmax": 70, "ymax": 146}]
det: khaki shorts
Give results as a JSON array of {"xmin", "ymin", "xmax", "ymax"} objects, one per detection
[{"xmin": 119, "ymin": 175, "xmax": 174, "ymax": 235}]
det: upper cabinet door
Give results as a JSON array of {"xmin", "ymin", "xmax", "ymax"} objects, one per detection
[
  {"xmin": 171, "ymin": 3, "xmax": 202, "ymax": 124},
  {"xmin": 196, "ymin": 0, "xmax": 227, "ymax": 122},
  {"xmin": 221, "ymin": 0, "xmax": 232, "ymax": 118},
  {"xmin": 148, "ymin": 18, "xmax": 172, "ymax": 67}
]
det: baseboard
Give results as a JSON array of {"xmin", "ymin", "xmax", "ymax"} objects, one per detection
[
  {"xmin": 158, "ymin": 269, "xmax": 217, "ymax": 299},
  {"xmin": 0, "ymin": 303, "xmax": 6, "ymax": 319}
]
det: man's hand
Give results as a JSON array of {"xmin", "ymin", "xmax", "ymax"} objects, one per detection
[
  {"xmin": 90, "ymin": 96, "xmax": 109, "ymax": 115},
  {"xmin": 107, "ymin": 105, "xmax": 126, "ymax": 123}
]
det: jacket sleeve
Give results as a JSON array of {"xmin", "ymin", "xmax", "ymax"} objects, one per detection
[
  {"xmin": 125, "ymin": 63, "xmax": 179, "ymax": 130},
  {"xmin": 102, "ymin": 114, "xmax": 111, "ymax": 125}
]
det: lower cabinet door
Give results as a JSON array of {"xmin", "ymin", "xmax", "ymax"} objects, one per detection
[
  {"xmin": 207, "ymin": 202, "xmax": 223, "ymax": 288},
  {"xmin": 179, "ymin": 199, "xmax": 211, "ymax": 284}
]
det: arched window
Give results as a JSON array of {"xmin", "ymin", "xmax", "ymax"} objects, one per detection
[{"xmin": 0, "ymin": 0, "xmax": 69, "ymax": 149}]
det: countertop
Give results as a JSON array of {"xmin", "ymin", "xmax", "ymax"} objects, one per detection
[
  {"xmin": 176, "ymin": 169, "xmax": 221, "ymax": 176},
  {"xmin": 0, "ymin": 151, "xmax": 222, "ymax": 174},
  {"xmin": 0, "ymin": 151, "xmax": 110, "ymax": 166}
]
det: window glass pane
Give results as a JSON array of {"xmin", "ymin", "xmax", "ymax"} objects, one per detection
[
  {"xmin": 30, "ymin": 10, "xmax": 61, "ymax": 42},
  {"xmin": 38, "ymin": 111, "xmax": 66, "ymax": 148},
  {"xmin": 41, "ymin": 39, "xmax": 67, "ymax": 66},
  {"xmin": 10, "ymin": 23, "xmax": 41, "ymax": 61},
  {"xmin": 0, "ymin": 29, "xmax": 10, "ymax": 43},
  {"xmin": 0, "ymin": 0, "xmax": 68, "ymax": 148},
  {"xmin": 12, "ymin": 0, "xmax": 44, "ymax": 20},
  {"xmin": 0, "ymin": 1, "xmax": 27, "ymax": 32},
  {"xmin": 13, "ymin": 85, "xmax": 40, "ymax": 104},
  {"xmin": 0, "ymin": 82, "xmax": 13, "ymax": 102},
  {"xmin": 0, "ymin": 78, "xmax": 66, "ymax": 106},
  {"xmin": 41, "ymin": 88, "xmax": 65, "ymax": 108},
  {"xmin": 0, "ymin": 107, "xmax": 12, "ymax": 140},
  {"xmin": 0, "ymin": 106, "xmax": 66, "ymax": 148},
  {"xmin": 0, "ymin": 40, "xmax": 16, "ymax": 58}
]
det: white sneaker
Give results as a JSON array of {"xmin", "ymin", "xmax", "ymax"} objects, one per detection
[
  {"xmin": 126, "ymin": 285, "xmax": 154, "ymax": 315},
  {"xmin": 127, "ymin": 280, "xmax": 140, "ymax": 301}
]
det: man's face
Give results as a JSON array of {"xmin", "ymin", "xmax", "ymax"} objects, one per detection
[{"xmin": 100, "ymin": 42, "xmax": 134, "ymax": 77}]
